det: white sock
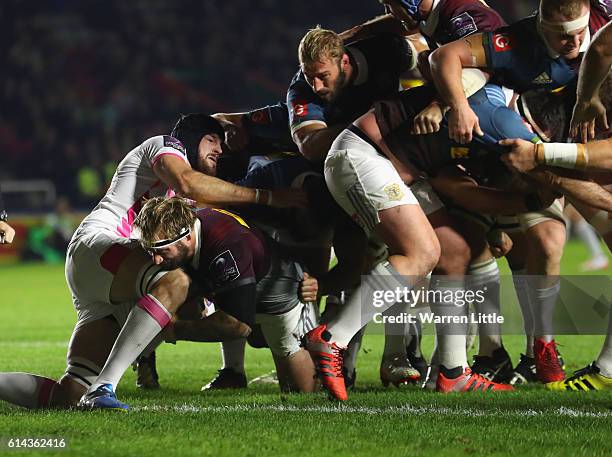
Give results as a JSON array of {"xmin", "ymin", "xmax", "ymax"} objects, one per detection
[
  {"xmin": 327, "ymin": 262, "xmax": 413, "ymax": 347},
  {"xmin": 512, "ymin": 268, "xmax": 535, "ymax": 357},
  {"xmin": 91, "ymin": 294, "xmax": 171, "ymax": 392},
  {"xmin": 468, "ymin": 259, "xmax": 502, "ymax": 356},
  {"xmin": 574, "ymin": 219, "xmax": 605, "ymax": 259},
  {"xmin": 531, "ymin": 279, "xmax": 560, "ymax": 342},
  {"xmin": 429, "ymin": 277, "xmax": 468, "ymax": 370},
  {"xmin": 221, "ymin": 338, "xmax": 246, "ymax": 374},
  {"xmin": 596, "ymin": 309, "xmax": 612, "ymax": 377},
  {"xmin": 0, "ymin": 373, "xmax": 56, "ymax": 409}
]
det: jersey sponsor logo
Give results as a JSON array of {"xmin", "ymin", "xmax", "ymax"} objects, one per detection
[
  {"xmin": 450, "ymin": 12, "xmax": 478, "ymax": 38},
  {"xmin": 450, "ymin": 147, "xmax": 470, "ymax": 159},
  {"xmin": 532, "ymin": 72, "xmax": 553, "ymax": 84},
  {"xmin": 163, "ymin": 136, "xmax": 186, "ymax": 155},
  {"xmin": 210, "ymin": 249, "xmax": 240, "ymax": 285},
  {"xmin": 292, "ymin": 102, "xmax": 308, "ymax": 117},
  {"xmin": 383, "ymin": 183, "xmax": 405, "ymax": 201},
  {"xmin": 492, "ymin": 33, "xmax": 513, "ymax": 52}
]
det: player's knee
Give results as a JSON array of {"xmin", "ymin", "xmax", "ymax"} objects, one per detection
[
  {"xmin": 150, "ymin": 269, "xmax": 191, "ymax": 306},
  {"xmin": 436, "ymin": 235, "xmax": 470, "ymax": 275},
  {"xmin": 401, "ymin": 240, "xmax": 440, "ymax": 276},
  {"xmin": 528, "ymin": 224, "xmax": 565, "ymax": 264}
]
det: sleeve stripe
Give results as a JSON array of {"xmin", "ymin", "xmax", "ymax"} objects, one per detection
[
  {"xmin": 290, "ymin": 119, "xmax": 328, "ymax": 136},
  {"xmin": 151, "ymin": 150, "xmax": 190, "ymax": 167}
]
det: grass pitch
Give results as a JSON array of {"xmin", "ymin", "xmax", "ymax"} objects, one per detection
[{"xmin": 0, "ymin": 241, "xmax": 611, "ymax": 457}]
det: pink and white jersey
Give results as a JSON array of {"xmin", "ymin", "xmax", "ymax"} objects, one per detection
[{"xmin": 77, "ymin": 135, "xmax": 189, "ymax": 238}]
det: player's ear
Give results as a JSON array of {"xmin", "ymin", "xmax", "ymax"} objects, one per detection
[{"xmin": 340, "ymin": 53, "xmax": 350, "ymax": 70}]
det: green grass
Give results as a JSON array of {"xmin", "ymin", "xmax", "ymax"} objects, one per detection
[{"xmin": 0, "ymin": 241, "xmax": 611, "ymax": 457}]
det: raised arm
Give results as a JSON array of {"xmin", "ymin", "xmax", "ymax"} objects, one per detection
[{"xmin": 570, "ymin": 22, "xmax": 612, "ymax": 142}]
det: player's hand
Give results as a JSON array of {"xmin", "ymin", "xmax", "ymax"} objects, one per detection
[
  {"xmin": 447, "ymin": 103, "xmax": 483, "ymax": 144},
  {"xmin": 300, "ymin": 272, "xmax": 319, "ymax": 303},
  {"xmin": 269, "ymin": 188, "xmax": 308, "ymax": 209},
  {"xmin": 500, "ymin": 138, "xmax": 538, "ymax": 173},
  {"xmin": 487, "ymin": 229, "xmax": 513, "ymax": 258},
  {"xmin": 570, "ymin": 97, "xmax": 609, "ymax": 143},
  {"xmin": 0, "ymin": 221, "xmax": 15, "ymax": 244},
  {"xmin": 411, "ymin": 101, "xmax": 445, "ymax": 135}
]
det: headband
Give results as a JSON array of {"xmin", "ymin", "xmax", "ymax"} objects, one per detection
[
  {"xmin": 148, "ymin": 227, "xmax": 191, "ymax": 249},
  {"xmin": 539, "ymin": 10, "xmax": 590, "ymax": 33}
]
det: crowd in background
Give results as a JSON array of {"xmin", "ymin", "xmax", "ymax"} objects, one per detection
[{"xmin": 1, "ymin": 0, "xmax": 536, "ymax": 209}]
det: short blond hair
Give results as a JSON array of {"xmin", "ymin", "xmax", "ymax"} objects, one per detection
[
  {"xmin": 298, "ymin": 26, "xmax": 344, "ymax": 67},
  {"xmin": 540, "ymin": 0, "xmax": 589, "ymax": 21},
  {"xmin": 134, "ymin": 196, "xmax": 195, "ymax": 249}
]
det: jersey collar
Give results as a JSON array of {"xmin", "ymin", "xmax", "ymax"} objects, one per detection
[
  {"xmin": 190, "ymin": 217, "xmax": 202, "ymax": 270},
  {"xmin": 419, "ymin": 0, "xmax": 442, "ymax": 39}
]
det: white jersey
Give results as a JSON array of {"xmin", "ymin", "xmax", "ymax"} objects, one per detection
[{"xmin": 77, "ymin": 135, "xmax": 189, "ymax": 237}]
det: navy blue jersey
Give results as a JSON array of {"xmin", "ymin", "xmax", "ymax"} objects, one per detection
[
  {"xmin": 481, "ymin": 5, "xmax": 610, "ymax": 94},
  {"xmin": 420, "ymin": 0, "xmax": 506, "ymax": 47},
  {"xmin": 287, "ymin": 34, "xmax": 412, "ymax": 134},
  {"xmin": 243, "ymin": 102, "xmax": 297, "ymax": 154}
]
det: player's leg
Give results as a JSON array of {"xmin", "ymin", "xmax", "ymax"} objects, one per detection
[
  {"xmin": 545, "ymin": 199, "xmax": 612, "ymax": 391},
  {"xmin": 309, "ymin": 126, "xmax": 440, "ymax": 399},
  {"xmin": 258, "ymin": 302, "xmax": 319, "ymax": 393},
  {"xmin": 0, "ymin": 315, "xmax": 120, "ymax": 409},
  {"xmin": 70, "ymin": 233, "xmax": 191, "ymax": 409},
  {"xmin": 380, "ymin": 301, "xmax": 420, "ymax": 387},
  {"xmin": 522, "ymin": 204, "xmax": 567, "ymax": 383},
  {"xmin": 84, "ymin": 266, "xmax": 190, "ymax": 395}
]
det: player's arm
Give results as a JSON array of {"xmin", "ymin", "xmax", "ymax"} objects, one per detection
[
  {"xmin": 212, "ymin": 112, "xmax": 249, "ymax": 152},
  {"xmin": 571, "ymin": 21, "xmax": 612, "ymax": 143},
  {"xmin": 528, "ymin": 167, "xmax": 612, "ymax": 212},
  {"xmin": 429, "ymin": 34, "xmax": 488, "ymax": 143},
  {"xmin": 214, "ymin": 283, "xmax": 257, "ymax": 329},
  {"xmin": 501, "ymin": 137, "xmax": 612, "ymax": 173},
  {"xmin": 292, "ymin": 123, "xmax": 350, "ymax": 163},
  {"xmin": 429, "ymin": 165, "xmax": 554, "ymax": 214},
  {"xmin": 154, "ymin": 155, "xmax": 307, "ymax": 208},
  {"xmin": 339, "ymin": 14, "xmax": 415, "ymax": 42}
]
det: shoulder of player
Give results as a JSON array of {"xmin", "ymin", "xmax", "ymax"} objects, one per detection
[
  {"xmin": 591, "ymin": 0, "xmax": 612, "ymax": 18},
  {"xmin": 438, "ymin": 0, "xmax": 506, "ymax": 32},
  {"xmin": 141, "ymin": 135, "xmax": 188, "ymax": 158},
  {"xmin": 483, "ymin": 17, "xmax": 541, "ymax": 55}
]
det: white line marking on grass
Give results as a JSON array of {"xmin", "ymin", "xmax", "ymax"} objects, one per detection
[
  {"xmin": 135, "ymin": 404, "xmax": 612, "ymax": 418},
  {"xmin": 0, "ymin": 341, "xmax": 68, "ymax": 348}
]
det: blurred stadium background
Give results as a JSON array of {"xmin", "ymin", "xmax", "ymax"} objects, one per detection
[{"xmin": 0, "ymin": 0, "xmax": 593, "ymax": 267}]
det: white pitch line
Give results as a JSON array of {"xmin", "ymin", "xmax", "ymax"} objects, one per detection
[
  {"xmin": 0, "ymin": 341, "xmax": 68, "ymax": 348},
  {"xmin": 135, "ymin": 403, "xmax": 612, "ymax": 418}
]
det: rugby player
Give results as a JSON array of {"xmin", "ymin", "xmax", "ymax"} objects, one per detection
[
  {"xmin": 503, "ymin": 23, "xmax": 612, "ymax": 390},
  {"xmin": 0, "ymin": 114, "xmax": 306, "ymax": 410},
  {"xmin": 428, "ymin": 0, "xmax": 612, "ymax": 382},
  {"xmin": 134, "ymin": 196, "xmax": 320, "ymax": 393}
]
